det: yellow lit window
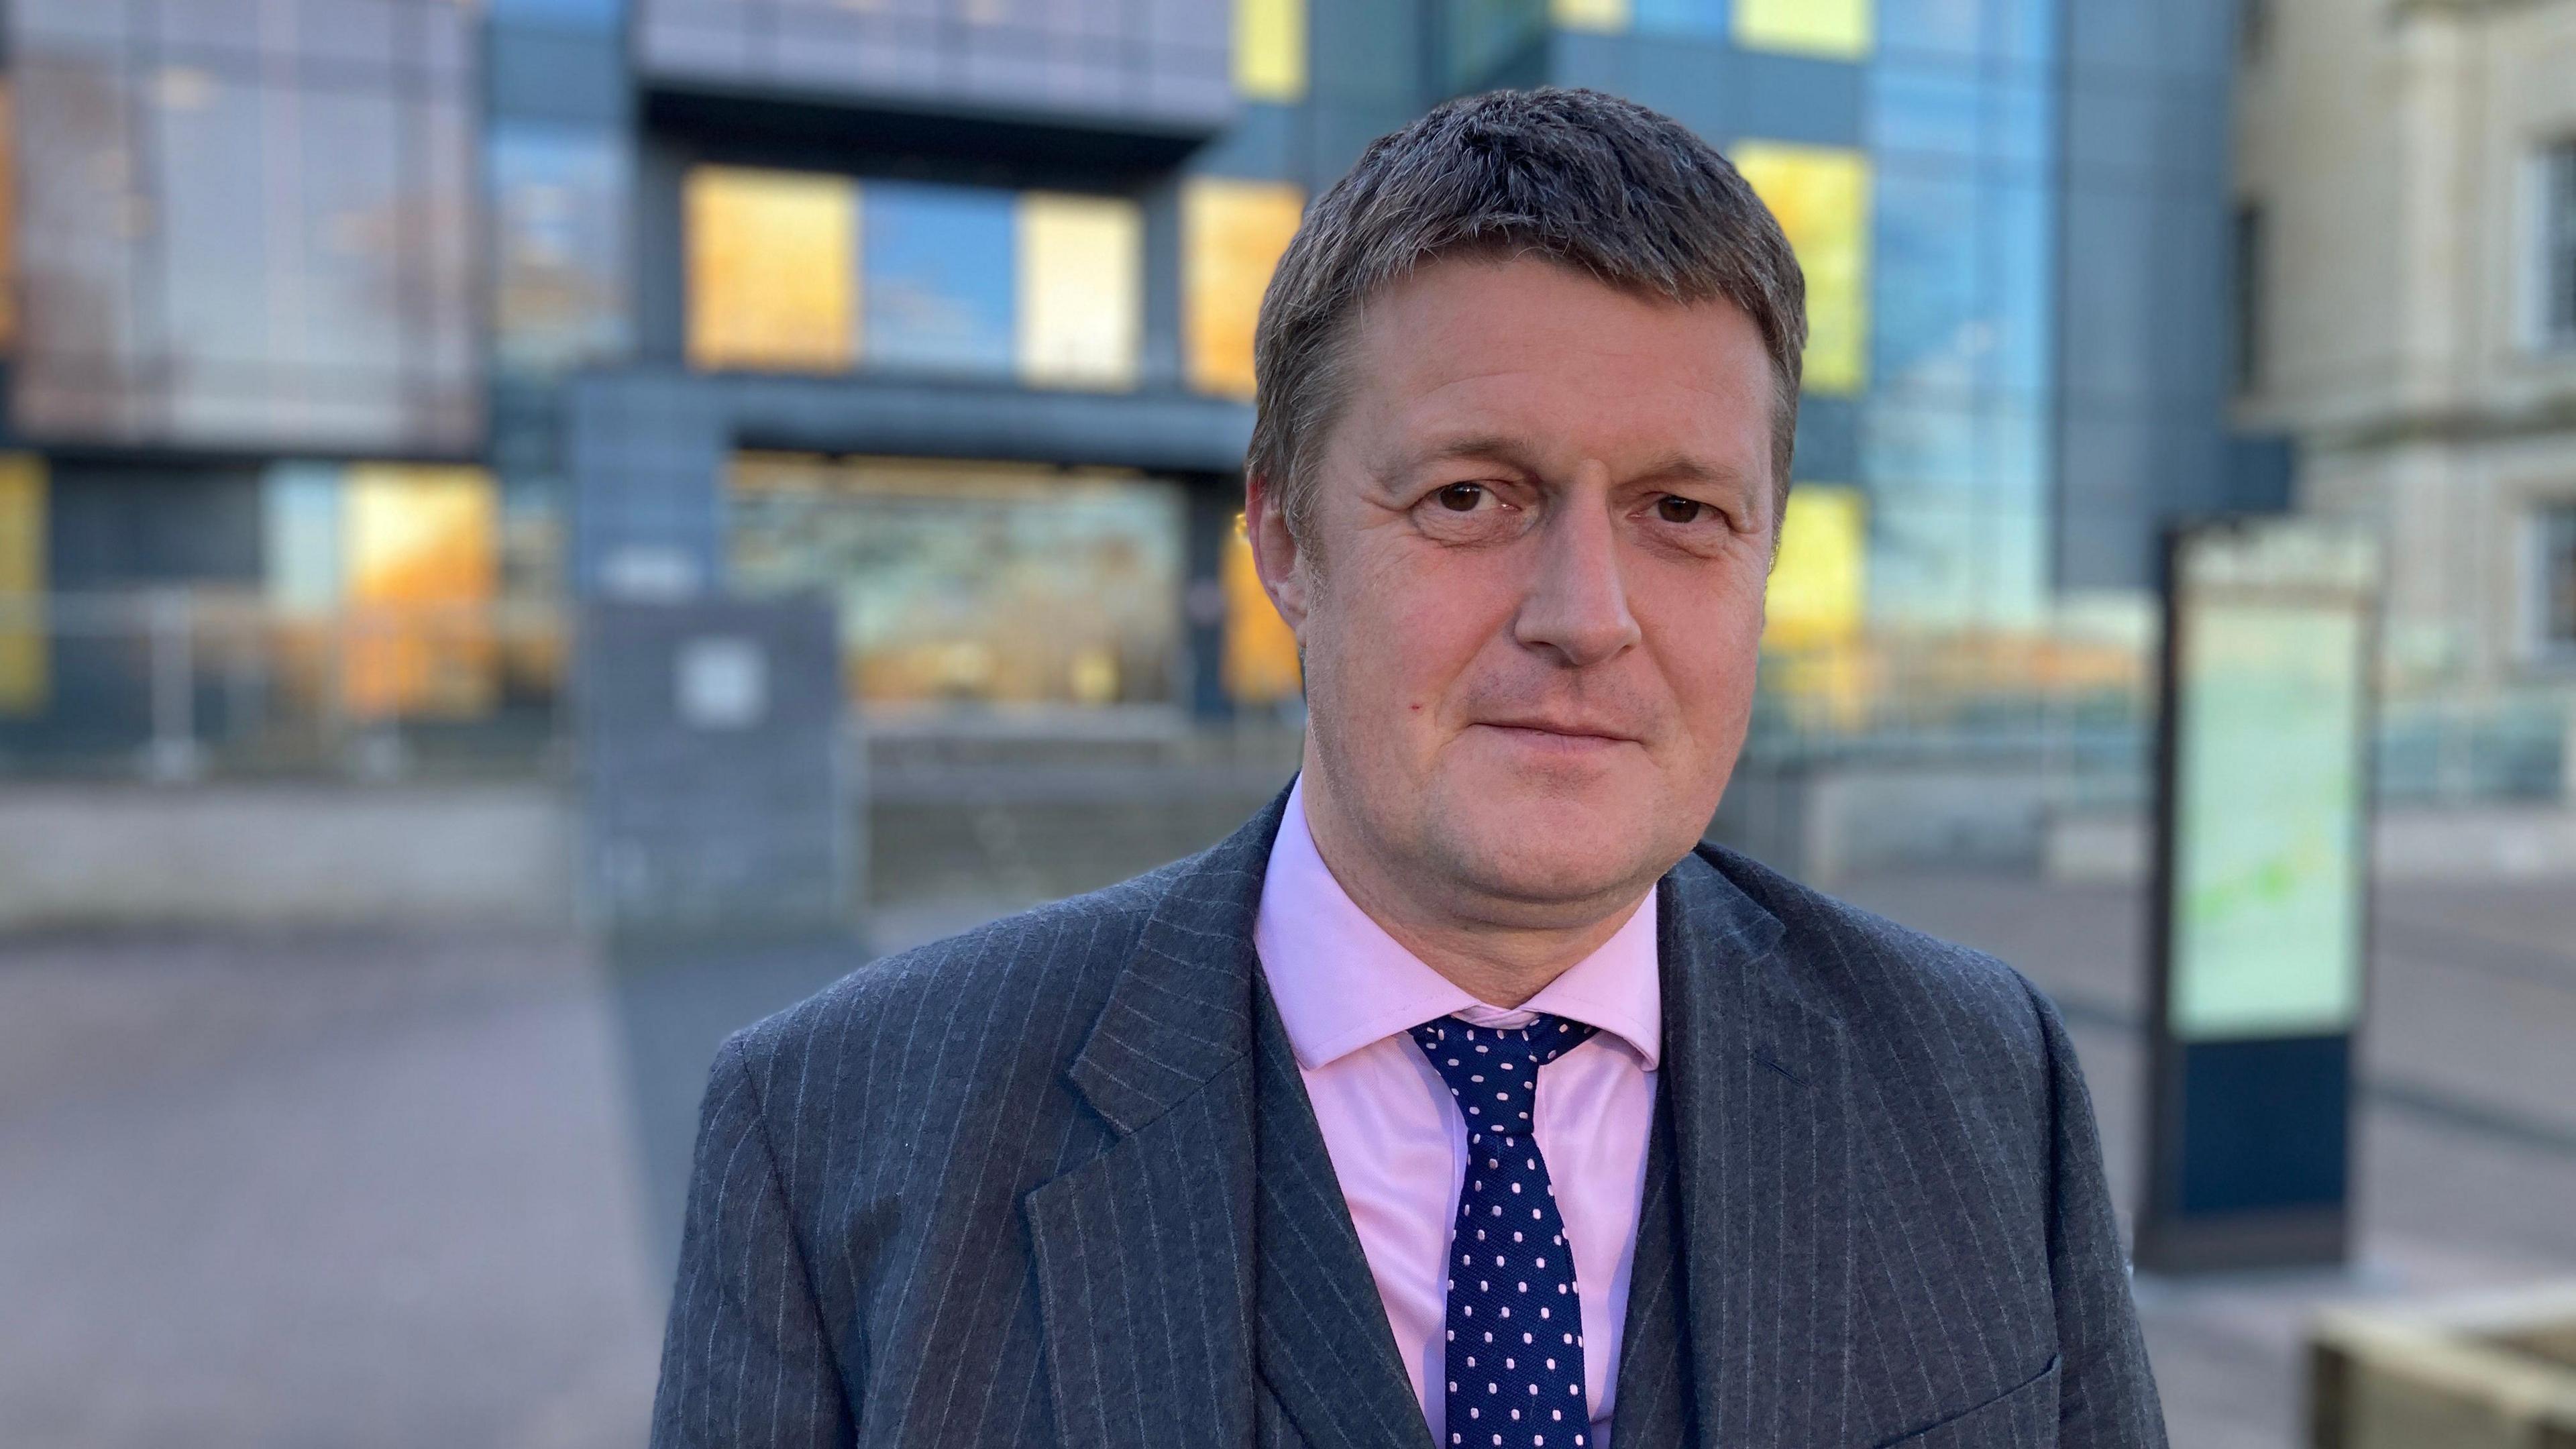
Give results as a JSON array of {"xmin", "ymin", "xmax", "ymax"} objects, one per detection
[
  {"xmin": 686, "ymin": 166, "xmax": 857, "ymax": 373},
  {"xmin": 1732, "ymin": 142, "xmax": 1869, "ymax": 395},
  {"xmin": 1735, "ymin": 0, "xmax": 1871, "ymax": 59},
  {"xmin": 1235, "ymin": 0, "xmax": 1307, "ymax": 102},
  {"xmin": 1183, "ymin": 178, "xmax": 1304, "ymax": 399},
  {"xmin": 343, "ymin": 465, "xmax": 497, "ymax": 719},
  {"xmin": 1223, "ymin": 515, "xmax": 1301, "ymax": 704},
  {"xmin": 0, "ymin": 455, "xmax": 44, "ymax": 714},
  {"xmin": 1552, "ymin": 0, "xmax": 1633, "ymax": 31},
  {"xmin": 1017, "ymin": 193, "xmax": 1142, "ymax": 391},
  {"xmin": 1763, "ymin": 485, "xmax": 1866, "ymax": 650}
]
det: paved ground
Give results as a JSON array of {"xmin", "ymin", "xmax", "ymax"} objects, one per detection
[{"xmin": 3, "ymin": 876, "xmax": 2571, "ymax": 1448}]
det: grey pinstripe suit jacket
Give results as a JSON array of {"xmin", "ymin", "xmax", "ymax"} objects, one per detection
[{"xmin": 649, "ymin": 790, "xmax": 2166, "ymax": 1448}]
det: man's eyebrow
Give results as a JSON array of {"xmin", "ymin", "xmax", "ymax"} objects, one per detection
[{"xmin": 1375, "ymin": 433, "xmax": 1542, "ymax": 482}]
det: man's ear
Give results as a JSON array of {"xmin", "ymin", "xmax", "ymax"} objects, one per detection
[{"xmin": 1245, "ymin": 469, "xmax": 1311, "ymax": 632}]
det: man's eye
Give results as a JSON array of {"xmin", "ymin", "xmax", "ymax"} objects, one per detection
[
  {"xmin": 1436, "ymin": 483, "xmax": 1487, "ymax": 512},
  {"xmin": 1656, "ymin": 496, "xmax": 1706, "ymax": 524}
]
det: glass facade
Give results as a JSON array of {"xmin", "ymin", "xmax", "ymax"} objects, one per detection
[
  {"xmin": 2542, "ymin": 142, "xmax": 2576, "ymax": 350},
  {"xmin": 262, "ymin": 463, "xmax": 503, "ymax": 720},
  {"xmin": 729, "ymin": 455, "xmax": 1181, "ymax": 710},
  {"xmin": 491, "ymin": 122, "xmax": 633, "ymax": 378},
  {"xmin": 1733, "ymin": 143, "xmax": 1871, "ymax": 396},
  {"xmin": 1222, "ymin": 518, "xmax": 1302, "ymax": 705},
  {"xmin": 2538, "ymin": 504, "xmax": 2576, "ymax": 657},
  {"xmin": 686, "ymin": 167, "xmax": 859, "ymax": 374},
  {"xmin": 1735, "ymin": 0, "xmax": 1872, "ymax": 58},
  {"xmin": 684, "ymin": 167, "xmax": 1146, "ymax": 389},
  {"xmin": 635, "ymin": 0, "xmax": 1232, "ymax": 130},
  {"xmin": 8, "ymin": 0, "xmax": 480, "ymax": 453},
  {"xmin": 1183, "ymin": 178, "xmax": 1305, "ymax": 399},
  {"xmin": 1236, "ymin": 0, "xmax": 1309, "ymax": 103},
  {"xmin": 0, "ymin": 456, "xmax": 44, "ymax": 714}
]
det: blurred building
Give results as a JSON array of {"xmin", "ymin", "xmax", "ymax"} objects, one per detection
[
  {"xmin": 2234, "ymin": 0, "xmax": 2576, "ymax": 689},
  {"xmin": 0, "ymin": 0, "xmax": 2255, "ymax": 766}
]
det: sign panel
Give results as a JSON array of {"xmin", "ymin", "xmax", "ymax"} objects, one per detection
[{"xmin": 2167, "ymin": 523, "xmax": 2378, "ymax": 1039}]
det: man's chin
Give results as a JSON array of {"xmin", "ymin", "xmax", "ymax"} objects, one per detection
[{"xmin": 1427, "ymin": 802, "xmax": 1673, "ymax": 912}]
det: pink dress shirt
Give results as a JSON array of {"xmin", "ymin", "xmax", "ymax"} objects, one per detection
[{"xmin": 1252, "ymin": 780, "xmax": 1662, "ymax": 1449}]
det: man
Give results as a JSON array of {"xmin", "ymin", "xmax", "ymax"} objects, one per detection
[{"xmin": 652, "ymin": 88, "xmax": 2165, "ymax": 1448}]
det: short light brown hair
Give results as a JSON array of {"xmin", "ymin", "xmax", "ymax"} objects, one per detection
[{"xmin": 1248, "ymin": 86, "xmax": 1808, "ymax": 541}]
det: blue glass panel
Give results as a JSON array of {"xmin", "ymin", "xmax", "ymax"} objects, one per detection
[
  {"xmin": 1636, "ymin": 0, "xmax": 1727, "ymax": 36},
  {"xmin": 1982, "ymin": 74, "xmax": 2052, "ymax": 169},
  {"xmin": 1990, "ymin": 0, "xmax": 2057, "ymax": 66},
  {"xmin": 1870, "ymin": 64, "xmax": 1980, "ymax": 158},
  {"xmin": 1872, "ymin": 170, "xmax": 1980, "ymax": 398},
  {"xmin": 489, "ymin": 122, "xmax": 632, "ymax": 376},
  {"xmin": 492, "ymin": 0, "xmax": 624, "ymax": 24},
  {"xmin": 1986, "ymin": 176, "xmax": 2051, "ymax": 399},
  {"xmin": 1879, "ymin": 0, "xmax": 1982, "ymax": 59},
  {"xmin": 863, "ymin": 182, "xmax": 1017, "ymax": 378}
]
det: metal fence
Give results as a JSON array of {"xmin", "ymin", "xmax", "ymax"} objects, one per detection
[
  {"xmin": 0, "ymin": 592, "xmax": 566, "ymax": 782},
  {"xmin": 1, "ymin": 592, "xmax": 2567, "ymax": 808}
]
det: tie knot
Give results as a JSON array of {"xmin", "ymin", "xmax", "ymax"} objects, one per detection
[{"xmin": 1405, "ymin": 1014, "xmax": 1598, "ymax": 1141}]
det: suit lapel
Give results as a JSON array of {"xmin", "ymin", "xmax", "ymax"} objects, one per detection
[
  {"xmin": 1022, "ymin": 796, "xmax": 1289, "ymax": 1449},
  {"xmin": 1250, "ymin": 981, "xmax": 1437, "ymax": 1449},
  {"xmin": 1659, "ymin": 847, "xmax": 1864, "ymax": 1448}
]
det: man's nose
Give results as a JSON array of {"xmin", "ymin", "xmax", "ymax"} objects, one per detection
[{"xmin": 1513, "ymin": 487, "xmax": 1641, "ymax": 668}]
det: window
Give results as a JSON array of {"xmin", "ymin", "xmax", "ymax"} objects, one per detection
[
  {"xmin": 1018, "ymin": 194, "xmax": 1144, "ymax": 391},
  {"xmin": 2539, "ymin": 142, "xmax": 2576, "ymax": 351},
  {"xmin": 1183, "ymin": 178, "xmax": 1305, "ymax": 400},
  {"xmin": 342, "ymin": 466, "xmax": 499, "ymax": 720},
  {"xmin": 1762, "ymin": 485, "xmax": 1866, "ymax": 652},
  {"xmin": 0, "ymin": 455, "xmax": 44, "ymax": 715},
  {"xmin": 2534, "ymin": 503, "xmax": 2576, "ymax": 659},
  {"xmin": 729, "ymin": 455, "xmax": 1181, "ymax": 709},
  {"xmin": 9, "ymin": 0, "xmax": 479, "ymax": 453},
  {"xmin": 2233, "ymin": 203, "xmax": 2265, "ymax": 392},
  {"xmin": 862, "ymin": 182, "xmax": 1016, "ymax": 378},
  {"xmin": 1553, "ymin": 0, "xmax": 1633, "ymax": 29},
  {"xmin": 1735, "ymin": 0, "xmax": 1871, "ymax": 60},
  {"xmin": 1637, "ymin": 0, "xmax": 1726, "ymax": 36},
  {"xmin": 1732, "ymin": 142, "xmax": 1871, "ymax": 395},
  {"xmin": 490, "ymin": 123, "xmax": 631, "ymax": 377},
  {"xmin": 686, "ymin": 167, "xmax": 858, "ymax": 374},
  {"xmin": 685, "ymin": 167, "xmax": 1143, "ymax": 389},
  {"xmin": 1448, "ymin": 0, "xmax": 1552, "ymax": 86},
  {"xmin": 1223, "ymin": 518, "xmax": 1302, "ymax": 705},
  {"xmin": 1236, "ymin": 0, "xmax": 1307, "ymax": 103}
]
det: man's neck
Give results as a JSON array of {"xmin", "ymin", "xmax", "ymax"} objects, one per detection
[{"xmin": 1295, "ymin": 774, "xmax": 1654, "ymax": 1010}]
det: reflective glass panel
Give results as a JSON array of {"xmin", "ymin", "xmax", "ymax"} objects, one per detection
[
  {"xmin": 1735, "ymin": 0, "xmax": 1870, "ymax": 58},
  {"xmin": 1183, "ymin": 178, "xmax": 1304, "ymax": 399},
  {"xmin": 730, "ymin": 455, "xmax": 1181, "ymax": 710},
  {"xmin": 862, "ymin": 181, "xmax": 1016, "ymax": 378},
  {"xmin": 685, "ymin": 166, "xmax": 857, "ymax": 374},
  {"xmin": 1870, "ymin": 64, "xmax": 1978, "ymax": 159},
  {"xmin": 0, "ymin": 455, "xmax": 44, "ymax": 714},
  {"xmin": 343, "ymin": 465, "xmax": 499, "ymax": 720},
  {"xmin": 490, "ymin": 122, "xmax": 632, "ymax": 377},
  {"xmin": 1878, "ymin": 0, "xmax": 1978, "ymax": 58},
  {"xmin": 1870, "ymin": 169, "xmax": 1978, "ymax": 400},
  {"xmin": 1223, "ymin": 516, "xmax": 1301, "ymax": 704},
  {"xmin": 1236, "ymin": 0, "xmax": 1307, "ymax": 101},
  {"xmin": 1552, "ymin": 0, "xmax": 1634, "ymax": 30},
  {"xmin": 1016, "ymin": 192, "xmax": 1142, "ymax": 392},
  {"xmin": 1635, "ymin": 0, "xmax": 1723, "ymax": 34},
  {"xmin": 1764, "ymin": 484, "xmax": 1866, "ymax": 651},
  {"xmin": 1733, "ymin": 143, "xmax": 1870, "ymax": 395}
]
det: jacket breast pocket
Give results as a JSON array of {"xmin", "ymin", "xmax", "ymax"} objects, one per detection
[{"xmin": 1874, "ymin": 1355, "xmax": 2061, "ymax": 1448}]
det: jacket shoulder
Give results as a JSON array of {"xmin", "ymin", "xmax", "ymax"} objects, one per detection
[{"xmin": 719, "ymin": 862, "xmax": 1183, "ymax": 1122}]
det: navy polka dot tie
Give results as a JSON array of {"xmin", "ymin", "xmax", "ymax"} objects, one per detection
[{"xmin": 1407, "ymin": 1014, "xmax": 1599, "ymax": 1449}]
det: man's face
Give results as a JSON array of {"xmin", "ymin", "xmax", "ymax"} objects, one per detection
[{"xmin": 1251, "ymin": 255, "xmax": 1778, "ymax": 922}]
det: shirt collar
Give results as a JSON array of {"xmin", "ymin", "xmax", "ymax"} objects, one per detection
[{"xmin": 1252, "ymin": 777, "xmax": 1662, "ymax": 1073}]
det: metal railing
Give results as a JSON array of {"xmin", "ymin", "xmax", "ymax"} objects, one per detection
[{"xmin": 0, "ymin": 592, "xmax": 568, "ymax": 782}]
